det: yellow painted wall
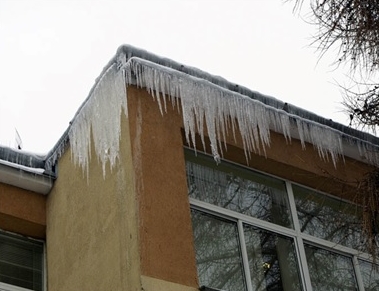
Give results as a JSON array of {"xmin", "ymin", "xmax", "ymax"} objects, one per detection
[
  {"xmin": 126, "ymin": 86, "xmax": 374, "ymax": 290},
  {"xmin": 46, "ymin": 111, "xmax": 141, "ymax": 291},
  {"xmin": 0, "ymin": 182, "xmax": 45, "ymax": 238},
  {"xmin": 45, "ymin": 84, "xmax": 374, "ymax": 291},
  {"xmin": 128, "ymin": 87, "xmax": 199, "ymax": 288}
]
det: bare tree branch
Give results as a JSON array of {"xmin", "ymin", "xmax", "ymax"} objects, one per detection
[{"xmin": 289, "ymin": 0, "xmax": 379, "ymax": 131}]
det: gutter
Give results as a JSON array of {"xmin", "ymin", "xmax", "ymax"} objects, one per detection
[
  {"xmin": 0, "ymin": 160, "xmax": 54, "ymax": 195},
  {"xmin": 0, "ymin": 147, "xmax": 55, "ymax": 195}
]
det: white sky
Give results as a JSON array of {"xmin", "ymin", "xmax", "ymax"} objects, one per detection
[{"xmin": 0, "ymin": 0, "xmax": 352, "ymax": 154}]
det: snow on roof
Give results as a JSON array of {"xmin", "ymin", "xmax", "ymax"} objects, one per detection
[
  {"xmin": 2, "ymin": 44, "xmax": 379, "ymax": 176},
  {"xmin": 0, "ymin": 159, "xmax": 45, "ymax": 175},
  {"xmin": 0, "ymin": 146, "xmax": 45, "ymax": 170}
]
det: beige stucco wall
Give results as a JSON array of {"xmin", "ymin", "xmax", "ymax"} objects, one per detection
[
  {"xmin": 127, "ymin": 87, "xmax": 199, "ymax": 288},
  {"xmin": 46, "ymin": 85, "xmax": 201, "ymax": 291},
  {"xmin": 126, "ymin": 86, "xmax": 374, "ymax": 290},
  {"xmin": 45, "ymin": 84, "xmax": 374, "ymax": 291},
  {"xmin": 213, "ymin": 131, "xmax": 373, "ymax": 202},
  {"xmin": 46, "ymin": 110, "xmax": 141, "ymax": 291},
  {"xmin": 0, "ymin": 182, "xmax": 46, "ymax": 238}
]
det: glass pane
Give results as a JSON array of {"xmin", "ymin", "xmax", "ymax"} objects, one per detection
[
  {"xmin": 305, "ymin": 244, "xmax": 358, "ymax": 291},
  {"xmin": 0, "ymin": 233, "xmax": 43, "ymax": 291},
  {"xmin": 243, "ymin": 224, "xmax": 302, "ymax": 291},
  {"xmin": 191, "ymin": 209, "xmax": 247, "ymax": 291},
  {"xmin": 293, "ymin": 185, "xmax": 364, "ymax": 250},
  {"xmin": 186, "ymin": 156, "xmax": 293, "ymax": 228},
  {"xmin": 359, "ymin": 260, "xmax": 379, "ymax": 291}
]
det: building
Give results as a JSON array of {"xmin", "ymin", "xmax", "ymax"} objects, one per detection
[{"xmin": 1, "ymin": 45, "xmax": 379, "ymax": 291}]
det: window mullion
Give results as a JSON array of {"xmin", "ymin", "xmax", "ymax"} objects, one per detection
[
  {"xmin": 286, "ymin": 181, "xmax": 313, "ymax": 291},
  {"xmin": 295, "ymin": 236, "xmax": 313, "ymax": 291},
  {"xmin": 285, "ymin": 181, "xmax": 301, "ymax": 233},
  {"xmin": 190, "ymin": 198, "xmax": 297, "ymax": 238},
  {"xmin": 353, "ymin": 256, "xmax": 365, "ymax": 291},
  {"xmin": 237, "ymin": 220, "xmax": 253, "ymax": 291}
]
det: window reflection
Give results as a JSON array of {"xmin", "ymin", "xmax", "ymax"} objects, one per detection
[
  {"xmin": 186, "ymin": 151, "xmax": 378, "ymax": 291},
  {"xmin": 305, "ymin": 244, "xmax": 358, "ymax": 291},
  {"xmin": 191, "ymin": 209, "xmax": 247, "ymax": 291},
  {"xmin": 293, "ymin": 185, "xmax": 364, "ymax": 251},
  {"xmin": 359, "ymin": 260, "xmax": 379, "ymax": 291},
  {"xmin": 186, "ymin": 159, "xmax": 293, "ymax": 228},
  {"xmin": 243, "ymin": 224, "xmax": 302, "ymax": 291}
]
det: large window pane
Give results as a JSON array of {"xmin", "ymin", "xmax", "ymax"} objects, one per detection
[
  {"xmin": 186, "ymin": 156, "xmax": 293, "ymax": 228},
  {"xmin": 243, "ymin": 224, "xmax": 302, "ymax": 291},
  {"xmin": 191, "ymin": 209, "xmax": 247, "ymax": 291},
  {"xmin": 359, "ymin": 260, "xmax": 379, "ymax": 291},
  {"xmin": 293, "ymin": 185, "xmax": 364, "ymax": 250},
  {"xmin": 305, "ymin": 244, "xmax": 358, "ymax": 291}
]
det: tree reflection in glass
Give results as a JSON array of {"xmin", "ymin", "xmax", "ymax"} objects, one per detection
[
  {"xmin": 191, "ymin": 209, "xmax": 247, "ymax": 291},
  {"xmin": 305, "ymin": 244, "xmax": 358, "ymax": 291},
  {"xmin": 359, "ymin": 260, "xmax": 379, "ymax": 291},
  {"xmin": 186, "ymin": 159, "xmax": 293, "ymax": 228},
  {"xmin": 293, "ymin": 185, "xmax": 364, "ymax": 251},
  {"xmin": 243, "ymin": 224, "xmax": 302, "ymax": 291}
]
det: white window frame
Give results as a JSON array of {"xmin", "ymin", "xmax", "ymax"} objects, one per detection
[{"xmin": 187, "ymin": 150, "xmax": 374, "ymax": 291}]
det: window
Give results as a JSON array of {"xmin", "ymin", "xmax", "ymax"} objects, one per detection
[
  {"xmin": 186, "ymin": 150, "xmax": 379, "ymax": 291},
  {"xmin": 0, "ymin": 232, "xmax": 44, "ymax": 291}
]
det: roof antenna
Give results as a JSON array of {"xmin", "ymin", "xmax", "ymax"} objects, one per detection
[{"xmin": 15, "ymin": 128, "xmax": 23, "ymax": 150}]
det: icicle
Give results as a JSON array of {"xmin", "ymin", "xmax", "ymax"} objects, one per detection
[
  {"xmin": 46, "ymin": 51, "xmax": 379, "ymax": 177},
  {"xmin": 294, "ymin": 118, "xmax": 344, "ymax": 167},
  {"xmin": 68, "ymin": 64, "xmax": 127, "ymax": 178},
  {"xmin": 357, "ymin": 139, "xmax": 379, "ymax": 166},
  {"xmin": 123, "ymin": 57, "xmax": 348, "ymax": 166}
]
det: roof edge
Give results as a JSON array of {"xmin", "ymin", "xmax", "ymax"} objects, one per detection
[{"xmin": 9, "ymin": 44, "xmax": 379, "ymax": 172}]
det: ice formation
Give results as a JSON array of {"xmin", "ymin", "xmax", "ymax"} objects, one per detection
[
  {"xmin": 48, "ymin": 49, "xmax": 379, "ymax": 177},
  {"xmin": 68, "ymin": 64, "xmax": 126, "ymax": 177},
  {"xmin": 124, "ymin": 57, "xmax": 346, "ymax": 166}
]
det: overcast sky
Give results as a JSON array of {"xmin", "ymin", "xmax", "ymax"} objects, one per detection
[{"xmin": 0, "ymin": 0, "xmax": 352, "ymax": 154}]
